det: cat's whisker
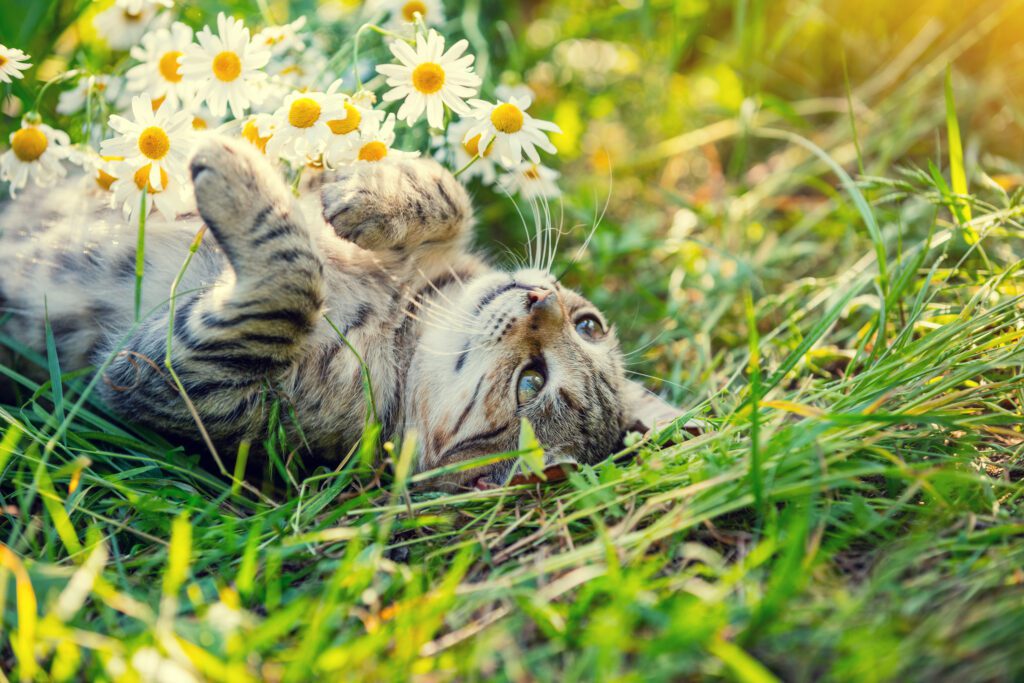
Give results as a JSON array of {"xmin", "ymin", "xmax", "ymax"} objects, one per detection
[
  {"xmin": 404, "ymin": 298, "xmax": 481, "ymax": 335},
  {"xmin": 569, "ymin": 157, "xmax": 614, "ymax": 268},
  {"xmin": 624, "ymin": 369, "xmax": 692, "ymax": 393},
  {"xmin": 417, "ymin": 339, "xmax": 495, "ymax": 356},
  {"xmin": 498, "ymin": 183, "xmax": 537, "ymax": 271},
  {"xmin": 415, "ymin": 268, "xmax": 479, "ymax": 327},
  {"xmin": 400, "ymin": 305, "xmax": 483, "ymax": 337},
  {"xmin": 401, "ymin": 289, "xmax": 482, "ymax": 333}
]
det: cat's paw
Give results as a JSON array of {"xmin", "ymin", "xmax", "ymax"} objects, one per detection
[
  {"xmin": 320, "ymin": 158, "xmax": 471, "ymax": 251},
  {"xmin": 190, "ymin": 136, "xmax": 289, "ymax": 238}
]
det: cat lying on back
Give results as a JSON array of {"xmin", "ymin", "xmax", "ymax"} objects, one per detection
[{"xmin": 0, "ymin": 136, "xmax": 685, "ymax": 489}]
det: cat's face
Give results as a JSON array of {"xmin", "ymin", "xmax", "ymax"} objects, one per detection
[{"xmin": 406, "ymin": 267, "xmax": 670, "ymax": 489}]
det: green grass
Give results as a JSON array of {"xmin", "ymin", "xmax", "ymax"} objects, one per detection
[{"xmin": 2, "ymin": 0, "xmax": 1024, "ymax": 680}]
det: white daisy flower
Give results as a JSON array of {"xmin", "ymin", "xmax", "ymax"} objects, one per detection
[
  {"xmin": 344, "ymin": 114, "xmax": 418, "ymax": 165},
  {"xmin": 254, "ymin": 17, "xmax": 307, "ymax": 56},
  {"xmin": 0, "ymin": 45, "xmax": 31, "ymax": 84},
  {"xmin": 321, "ymin": 84, "xmax": 386, "ymax": 168},
  {"xmin": 263, "ymin": 90, "xmax": 348, "ymax": 163},
  {"xmin": 462, "ymin": 96, "xmax": 561, "ymax": 166},
  {"xmin": 184, "ymin": 100, "xmax": 226, "ymax": 132},
  {"xmin": 0, "ymin": 121, "xmax": 71, "ymax": 198},
  {"xmin": 498, "ymin": 162, "xmax": 561, "ymax": 200},
  {"xmin": 180, "ymin": 13, "xmax": 271, "ymax": 119},
  {"xmin": 100, "ymin": 94, "xmax": 195, "ymax": 191},
  {"xmin": 108, "ymin": 159, "xmax": 193, "ymax": 220},
  {"xmin": 93, "ymin": 1, "xmax": 168, "ymax": 51},
  {"xmin": 444, "ymin": 116, "xmax": 497, "ymax": 184},
  {"xmin": 376, "ymin": 29, "xmax": 481, "ymax": 129},
  {"xmin": 375, "ymin": 0, "xmax": 445, "ymax": 34},
  {"xmin": 56, "ymin": 75, "xmax": 125, "ymax": 116},
  {"xmin": 119, "ymin": 0, "xmax": 174, "ymax": 11},
  {"xmin": 125, "ymin": 22, "xmax": 196, "ymax": 111},
  {"xmin": 82, "ymin": 152, "xmax": 124, "ymax": 193},
  {"xmin": 242, "ymin": 114, "xmax": 275, "ymax": 154},
  {"xmin": 496, "ymin": 83, "xmax": 534, "ymax": 107}
]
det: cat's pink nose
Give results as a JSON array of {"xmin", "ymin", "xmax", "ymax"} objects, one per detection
[{"xmin": 527, "ymin": 289, "xmax": 551, "ymax": 308}]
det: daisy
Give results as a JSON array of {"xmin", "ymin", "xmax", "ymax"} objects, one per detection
[
  {"xmin": 108, "ymin": 159, "xmax": 193, "ymax": 220},
  {"xmin": 254, "ymin": 17, "xmax": 307, "ymax": 57},
  {"xmin": 376, "ymin": 0, "xmax": 445, "ymax": 34},
  {"xmin": 100, "ymin": 94, "xmax": 194, "ymax": 191},
  {"xmin": 498, "ymin": 162, "xmax": 561, "ymax": 201},
  {"xmin": 376, "ymin": 29, "xmax": 480, "ymax": 129},
  {"xmin": 56, "ymin": 75, "xmax": 125, "ymax": 116},
  {"xmin": 120, "ymin": 0, "xmax": 173, "ymax": 11},
  {"xmin": 242, "ymin": 114, "xmax": 274, "ymax": 154},
  {"xmin": 92, "ymin": 154, "xmax": 123, "ymax": 192},
  {"xmin": 263, "ymin": 90, "xmax": 348, "ymax": 163},
  {"xmin": 186, "ymin": 100, "xmax": 225, "ymax": 131},
  {"xmin": 444, "ymin": 116, "xmax": 496, "ymax": 184},
  {"xmin": 496, "ymin": 83, "xmax": 534, "ymax": 106},
  {"xmin": 0, "ymin": 45, "xmax": 31, "ymax": 84},
  {"xmin": 345, "ymin": 114, "xmax": 417, "ymax": 165},
  {"xmin": 462, "ymin": 96, "xmax": 561, "ymax": 166},
  {"xmin": 180, "ymin": 13, "xmax": 271, "ymax": 119},
  {"xmin": 94, "ymin": 1, "xmax": 167, "ymax": 52},
  {"xmin": 125, "ymin": 22, "xmax": 196, "ymax": 111},
  {"xmin": 0, "ymin": 120, "xmax": 72, "ymax": 198},
  {"xmin": 321, "ymin": 84, "xmax": 386, "ymax": 168}
]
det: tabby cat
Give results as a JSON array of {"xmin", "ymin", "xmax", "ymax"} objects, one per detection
[{"xmin": 0, "ymin": 136, "xmax": 685, "ymax": 489}]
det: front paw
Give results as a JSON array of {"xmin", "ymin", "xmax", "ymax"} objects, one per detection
[
  {"xmin": 190, "ymin": 136, "xmax": 289, "ymax": 238},
  {"xmin": 320, "ymin": 159, "xmax": 471, "ymax": 251}
]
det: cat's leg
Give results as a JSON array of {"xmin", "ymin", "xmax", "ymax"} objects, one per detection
[
  {"xmin": 319, "ymin": 158, "xmax": 473, "ymax": 252},
  {"xmin": 100, "ymin": 137, "xmax": 324, "ymax": 440}
]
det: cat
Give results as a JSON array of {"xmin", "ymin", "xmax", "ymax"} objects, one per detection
[{"xmin": 0, "ymin": 135, "xmax": 686, "ymax": 489}]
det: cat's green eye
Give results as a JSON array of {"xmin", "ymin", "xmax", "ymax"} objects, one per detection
[
  {"xmin": 517, "ymin": 368, "xmax": 546, "ymax": 404},
  {"xmin": 575, "ymin": 315, "xmax": 605, "ymax": 341}
]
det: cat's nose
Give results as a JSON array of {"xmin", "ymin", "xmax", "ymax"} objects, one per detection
[{"xmin": 526, "ymin": 288, "xmax": 552, "ymax": 309}]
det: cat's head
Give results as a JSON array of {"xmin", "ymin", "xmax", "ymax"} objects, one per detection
[{"xmin": 405, "ymin": 266, "xmax": 685, "ymax": 489}]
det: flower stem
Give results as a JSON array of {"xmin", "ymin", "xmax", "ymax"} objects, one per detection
[
  {"xmin": 353, "ymin": 22, "xmax": 403, "ymax": 90},
  {"xmin": 453, "ymin": 154, "xmax": 480, "ymax": 179},
  {"xmin": 134, "ymin": 187, "xmax": 147, "ymax": 322}
]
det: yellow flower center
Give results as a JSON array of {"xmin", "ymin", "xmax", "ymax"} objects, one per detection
[
  {"xmin": 159, "ymin": 51, "xmax": 183, "ymax": 83},
  {"xmin": 11, "ymin": 127, "xmax": 48, "ymax": 162},
  {"xmin": 94, "ymin": 82, "xmax": 107, "ymax": 92},
  {"xmin": 523, "ymin": 165, "xmax": 540, "ymax": 180},
  {"xmin": 358, "ymin": 141, "xmax": 388, "ymax": 162},
  {"xmin": 123, "ymin": 10, "xmax": 142, "ymax": 22},
  {"xmin": 212, "ymin": 51, "xmax": 242, "ymax": 82},
  {"xmin": 0, "ymin": 56, "xmax": 7, "ymax": 68},
  {"xmin": 138, "ymin": 126, "xmax": 170, "ymax": 160},
  {"xmin": 462, "ymin": 133, "xmax": 493, "ymax": 158},
  {"xmin": 242, "ymin": 120, "xmax": 271, "ymax": 153},
  {"xmin": 411, "ymin": 63, "xmax": 445, "ymax": 94},
  {"xmin": 288, "ymin": 97, "xmax": 322, "ymax": 128},
  {"xmin": 96, "ymin": 155, "xmax": 123, "ymax": 191},
  {"xmin": 490, "ymin": 103, "xmax": 524, "ymax": 134},
  {"xmin": 133, "ymin": 164, "xmax": 169, "ymax": 194},
  {"xmin": 192, "ymin": 117, "xmax": 208, "ymax": 130},
  {"xmin": 402, "ymin": 1, "xmax": 428, "ymax": 21},
  {"xmin": 327, "ymin": 103, "xmax": 362, "ymax": 135},
  {"xmin": 151, "ymin": 95, "xmax": 165, "ymax": 111}
]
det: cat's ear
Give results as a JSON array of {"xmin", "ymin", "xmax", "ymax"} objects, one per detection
[{"xmin": 621, "ymin": 379, "xmax": 702, "ymax": 438}]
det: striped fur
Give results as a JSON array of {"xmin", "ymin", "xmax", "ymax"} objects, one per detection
[{"xmin": 0, "ymin": 134, "xmax": 685, "ymax": 490}]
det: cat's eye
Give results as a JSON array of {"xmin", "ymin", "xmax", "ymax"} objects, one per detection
[
  {"xmin": 575, "ymin": 314, "xmax": 605, "ymax": 341},
  {"xmin": 517, "ymin": 368, "xmax": 546, "ymax": 404}
]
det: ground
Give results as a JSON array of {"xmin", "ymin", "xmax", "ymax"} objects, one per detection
[{"xmin": 1, "ymin": 0, "xmax": 1024, "ymax": 681}]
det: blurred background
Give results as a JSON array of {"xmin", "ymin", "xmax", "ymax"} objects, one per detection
[{"xmin": 1, "ymin": 0, "xmax": 1021, "ymax": 404}]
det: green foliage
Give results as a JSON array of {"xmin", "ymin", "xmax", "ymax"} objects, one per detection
[{"xmin": 2, "ymin": 0, "xmax": 1024, "ymax": 680}]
